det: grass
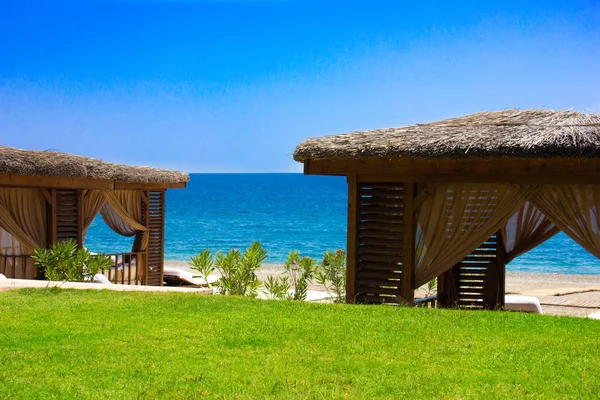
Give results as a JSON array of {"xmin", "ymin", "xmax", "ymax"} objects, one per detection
[{"xmin": 1, "ymin": 289, "xmax": 600, "ymax": 399}]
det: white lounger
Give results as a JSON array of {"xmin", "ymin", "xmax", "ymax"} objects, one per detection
[
  {"xmin": 162, "ymin": 267, "xmax": 219, "ymax": 287},
  {"xmin": 91, "ymin": 273, "xmax": 112, "ymax": 285},
  {"xmin": 588, "ymin": 311, "xmax": 600, "ymax": 320},
  {"xmin": 505, "ymin": 295, "xmax": 543, "ymax": 314}
]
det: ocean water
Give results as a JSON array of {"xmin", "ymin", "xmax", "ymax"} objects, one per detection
[{"xmin": 85, "ymin": 173, "xmax": 600, "ymax": 274}]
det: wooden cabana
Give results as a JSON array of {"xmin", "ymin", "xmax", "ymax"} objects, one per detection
[
  {"xmin": 294, "ymin": 109, "xmax": 600, "ymax": 308},
  {"xmin": 0, "ymin": 145, "xmax": 188, "ymax": 285}
]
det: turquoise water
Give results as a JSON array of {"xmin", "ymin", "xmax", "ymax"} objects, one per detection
[{"xmin": 85, "ymin": 173, "xmax": 600, "ymax": 274}]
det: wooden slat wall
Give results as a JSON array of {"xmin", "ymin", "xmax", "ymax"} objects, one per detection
[
  {"xmin": 55, "ymin": 189, "xmax": 81, "ymax": 244},
  {"xmin": 354, "ymin": 182, "xmax": 405, "ymax": 304},
  {"xmin": 439, "ymin": 232, "xmax": 505, "ymax": 310},
  {"xmin": 146, "ymin": 190, "xmax": 165, "ymax": 286}
]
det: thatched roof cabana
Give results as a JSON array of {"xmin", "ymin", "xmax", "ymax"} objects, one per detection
[
  {"xmin": 0, "ymin": 145, "xmax": 188, "ymax": 285},
  {"xmin": 294, "ymin": 109, "xmax": 600, "ymax": 309},
  {"xmin": 294, "ymin": 109, "xmax": 600, "ymax": 160},
  {"xmin": 0, "ymin": 145, "xmax": 189, "ymax": 188}
]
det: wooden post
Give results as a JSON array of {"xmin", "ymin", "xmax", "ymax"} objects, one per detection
[
  {"xmin": 346, "ymin": 174, "xmax": 358, "ymax": 304},
  {"xmin": 48, "ymin": 189, "xmax": 57, "ymax": 245},
  {"xmin": 437, "ymin": 271, "xmax": 447, "ymax": 306},
  {"xmin": 143, "ymin": 190, "xmax": 150, "ymax": 286},
  {"xmin": 401, "ymin": 183, "xmax": 415, "ymax": 302},
  {"xmin": 76, "ymin": 189, "xmax": 84, "ymax": 248},
  {"xmin": 496, "ymin": 230, "xmax": 506, "ymax": 309},
  {"xmin": 159, "ymin": 190, "xmax": 166, "ymax": 286}
]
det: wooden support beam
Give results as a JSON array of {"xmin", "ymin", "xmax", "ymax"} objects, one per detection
[
  {"xmin": 115, "ymin": 181, "xmax": 186, "ymax": 190},
  {"xmin": 0, "ymin": 173, "xmax": 115, "ymax": 190},
  {"xmin": 160, "ymin": 191, "xmax": 166, "ymax": 286},
  {"xmin": 47, "ymin": 189, "xmax": 57, "ymax": 245},
  {"xmin": 0, "ymin": 172, "xmax": 187, "ymax": 190},
  {"xmin": 401, "ymin": 183, "xmax": 415, "ymax": 302},
  {"xmin": 493, "ymin": 230, "xmax": 507, "ymax": 310},
  {"xmin": 304, "ymin": 158, "xmax": 600, "ymax": 184},
  {"xmin": 413, "ymin": 183, "xmax": 438, "ymax": 210},
  {"xmin": 38, "ymin": 188, "xmax": 52, "ymax": 204},
  {"xmin": 143, "ymin": 191, "xmax": 150, "ymax": 286},
  {"xmin": 346, "ymin": 174, "xmax": 358, "ymax": 304},
  {"xmin": 139, "ymin": 190, "xmax": 149, "ymax": 205},
  {"xmin": 77, "ymin": 189, "xmax": 84, "ymax": 248}
]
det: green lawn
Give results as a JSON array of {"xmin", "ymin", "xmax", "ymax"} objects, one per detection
[{"xmin": 1, "ymin": 289, "xmax": 599, "ymax": 399}]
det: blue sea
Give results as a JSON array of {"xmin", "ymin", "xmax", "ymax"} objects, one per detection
[{"xmin": 85, "ymin": 173, "xmax": 600, "ymax": 275}]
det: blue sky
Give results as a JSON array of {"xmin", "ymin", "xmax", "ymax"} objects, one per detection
[{"xmin": 1, "ymin": 0, "xmax": 599, "ymax": 172}]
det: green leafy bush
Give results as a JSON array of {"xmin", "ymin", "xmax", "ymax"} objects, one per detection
[
  {"xmin": 316, "ymin": 249, "xmax": 346, "ymax": 303},
  {"xmin": 424, "ymin": 278, "xmax": 437, "ymax": 297},
  {"xmin": 262, "ymin": 275, "xmax": 290, "ymax": 300},
  {"xmin": 189, "ymin": 249, "xmax": 215, "ymax": 288},
  {"xmin": 282, "ymin": 251, "xmax": 317, "ymax": 301},
  {"xmin": 32, "ymin": 239, "xmax": 112, "ymax": 283},
  {"xmin": 215, "ymin": 242, "xmax": 266, "ymax": 297}
]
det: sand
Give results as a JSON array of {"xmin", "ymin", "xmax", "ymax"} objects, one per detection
[{"xmin": 166, "ymin": 260, "xmax": 600, "ymax": 318}]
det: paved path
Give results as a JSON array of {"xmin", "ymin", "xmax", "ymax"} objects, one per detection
[{"xmin": 0, "ymin": 277, "xmax": 212, "ymax": 294}]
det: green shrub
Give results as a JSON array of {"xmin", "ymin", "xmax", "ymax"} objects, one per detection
[
  {"xmin": 424, "ymin": 278, "xmax": 437, "ymax": 297},
  {"xmin": 189, "ymin": 249, "xmax": 215, "ymax": 288},
  {"xmin": 316, "ymin": 249, "xmax": 346, "ymax": 303},
  {"xmin": 282, "ymin": 251, "xmax": 317, "ymax": 301},
  {"xmin": 262, "ymin": 275, "xmax": 291, "ymax": 300},
  {"xmin": 32, "ymin": 239, "xmax": 112, "ymax": 283},
  {"xmin": 215, "ymin": 242, "xmax": 267, "ymax": 297}
]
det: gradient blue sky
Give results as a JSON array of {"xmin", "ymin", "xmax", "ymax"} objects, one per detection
[{"xmin": 1, "ymin": 0, "xmax": 599, "ymax": 172}]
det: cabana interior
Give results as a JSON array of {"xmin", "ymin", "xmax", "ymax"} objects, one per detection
[
  {"xmin": 294, "ymin": 109, "xmax": 600, "ymax": 309},
  {"xmin": 0, "ymin": 146, "xmax": 188, "ymax": 285}
]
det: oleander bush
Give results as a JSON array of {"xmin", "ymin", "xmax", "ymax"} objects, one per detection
[
  {"xmin": 32, "ymin": 239, "xmax": 112, "ymax": 283},
  {"xmin": 214, "ymin": 241, "xmax": 266, "ymax": 297},
  {"xmin": 316, "ymin": 249, "xmax": 347, "ymax": 303}
]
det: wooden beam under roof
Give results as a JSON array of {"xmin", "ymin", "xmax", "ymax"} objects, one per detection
[
  {"xmin": 303, "ymin": 157, "xmax": 600, "ymax": 184},
  {"xmin": 0, "ymin": 173, "xmax": 186, "ymax": 190}
]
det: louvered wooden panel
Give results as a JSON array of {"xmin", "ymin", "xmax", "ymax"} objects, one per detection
[
  {"xmin": 355, "ymin": 182, "xmax": 404, "ymax": 304},
  {"xmin": 437, "ymin": 187, "xmax": 506, "ymax": 309},
  {"xmin": 55, "ymin": 189, "xmax": 80, "ymax": 244},
  {"xmin": 146, "ymin": 191, "xmax": 165, "ymax": 286},
  {"xmin": 451, "ymin": 234, "xmax": 503, "ymax": 309}
]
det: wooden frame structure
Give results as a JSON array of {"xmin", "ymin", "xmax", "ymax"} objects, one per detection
[
  {"xmin": 294, "ymin": 109, "xmax": 600, "ymax": 308},
  {"xmin": 0, "ymin": 146, "xmax": 188, "ymax": 285}
]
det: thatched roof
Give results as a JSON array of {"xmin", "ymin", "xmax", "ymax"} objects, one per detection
[
  {"xmin": 0, "ymin": 145, "xmax": 189, "ymax": 184},
  {"xmin": 293, "ymin": 109, "xmax": 600, "ymax": 161}
]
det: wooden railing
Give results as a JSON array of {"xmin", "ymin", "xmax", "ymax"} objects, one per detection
[
  {"xmin": 0, "ymin": 255, "xmax": 36, "ymax": 279},
  {"xmin": 99, "ymin": 252, "xmax": 145, "ymax": 285},
  {"xmin": 1, "ymin": 252, "xmax": 147, "ymax": 285}
]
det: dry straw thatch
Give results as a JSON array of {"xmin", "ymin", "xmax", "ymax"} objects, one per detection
[
  {"xmin": 293, "ymin": 109, "xmax": 600, "ymax": 161},
  {"xmin": 0, "ymin": 145, "xmax": 189, "ymax": 184}
]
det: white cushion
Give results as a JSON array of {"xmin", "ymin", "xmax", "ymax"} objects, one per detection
[
  {"xmin": 92, "ymin": 273, "xmax": 112, "ymax": 285},
  {"xmin": 505, "ymin": 295, "xmax": 543, "ymax": 314},
  {"xmin": 588, "ymin": 311, "xmax": 600, "ymax": 320}
]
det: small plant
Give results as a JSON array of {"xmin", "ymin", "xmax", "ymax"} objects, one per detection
[
  {"xmin": 283, "ymin": 251, "xmax": 317, "ymax": 301},
  {"xmin": 215, "ymin": 242, "xmax": 267, "ymax": 297},
  {"xmin": 189, "ymin": 249, "xmax": 215, "ymax": 288},
  {"xmin": 262, "ymin": 275, "xmax": 291, "ymax": 300},
  {"xmin": 316, "ymin": 249, "xmax": 346, "ymax": 303},
  {"xmin": 424, "ymin": 278, "xmax": 437, "ymax": 297},
  {"xmin": 32, "ymin": 239, "xmax": 112, "ymax": 285}
]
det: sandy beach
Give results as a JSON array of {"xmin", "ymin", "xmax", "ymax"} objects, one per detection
[{"xmin": 165, "ymin": 260, "xmax": 600, "ymax": 318}]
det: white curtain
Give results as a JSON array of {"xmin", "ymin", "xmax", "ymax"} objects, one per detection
[
  {"xmin": 502, "ymin": 201, "xmax": 560, "ymax": 263},
  {"xmin": 531, "ymin": 185, "xmax": 600, "ymax": 259},
  {"xmin": 414, "ymin": 183, "xmax": 535, "ymax": 287}
]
